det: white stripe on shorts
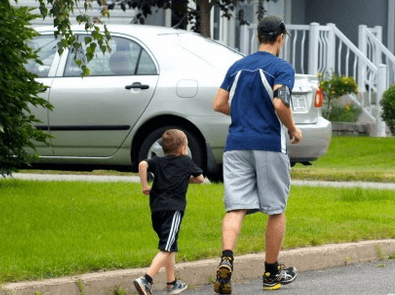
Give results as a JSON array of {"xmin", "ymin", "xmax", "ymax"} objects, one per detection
[{"xmin": 165, "ymin": 211, "xmax": 181, "ymax": 252}]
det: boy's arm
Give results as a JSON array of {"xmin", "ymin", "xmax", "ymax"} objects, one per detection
[
  {"xmin": 189, "ymin": 174, "xmax": 205, "ymax": 184},
  {"xmin": 138, "ymin": 161, "xmax": 151, "ymax": 195}
]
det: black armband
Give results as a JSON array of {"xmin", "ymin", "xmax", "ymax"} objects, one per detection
[{"xmin": 273, "ymin": 85, "xmax": 292, "ymax": 107}]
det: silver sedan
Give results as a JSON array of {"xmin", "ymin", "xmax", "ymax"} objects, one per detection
[{"xmin": 27, "ymin": 24, "xmax": 331, "ymax": 178}]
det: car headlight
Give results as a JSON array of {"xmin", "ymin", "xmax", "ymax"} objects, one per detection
[{"xmin": 292, "ymin": 94, "xmax": 308, "ymax": 113}]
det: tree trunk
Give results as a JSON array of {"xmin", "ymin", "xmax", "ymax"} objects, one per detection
[{"xmin": 197, "ymin": 0, "xmax": 212, "ymax": 38}]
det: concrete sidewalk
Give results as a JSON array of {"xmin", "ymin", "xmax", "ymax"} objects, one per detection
[
  {"xmin": 1, "ymin": 240, "xmax": 395, "ymax": 295},
  {"xmin": 7, "ymin": 173, "xmax": 395, "ymax": 190},
  {"xmin": 8, "ymin": 173, "xmax": 141, "ymax": 183}
]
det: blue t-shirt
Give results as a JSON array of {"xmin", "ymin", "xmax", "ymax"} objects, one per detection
[{"xmin": 221, "ymin": 51, "xmax": 295, "ymax": 153}]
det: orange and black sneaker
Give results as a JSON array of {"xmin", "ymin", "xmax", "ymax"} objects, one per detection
[
  {"xmin": 262, "ymin": 264, "xmax": 297, "ymax": 291},
  {"xmin": 214, "ymin": 256, "xmax": 233, "ymax": 294}
]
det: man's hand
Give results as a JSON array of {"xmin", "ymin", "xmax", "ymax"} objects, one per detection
[
  {"xmin": 288, "ymin": 127, "xmax": 303, "ymax": 144},
  {"xmin": 142, "ymin": 186, "xmax": 151, "ymax": 195}
]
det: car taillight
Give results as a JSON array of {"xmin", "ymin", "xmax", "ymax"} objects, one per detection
[{"xmin": 314, "ymin": 87, "xmax": 323, "ymax": 108}]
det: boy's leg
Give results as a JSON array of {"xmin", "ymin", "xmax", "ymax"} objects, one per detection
[
  {"xmin": 134, "ymin": 210, "xmax": 183, "ymax": 295},
  {"xmin": 164, "ymin": 252, "xmax": 187, "ymax": 294},
  {"xmin": 147, "ymin": 251, "xmax": 173, "ymax": 278},
  {"xmin": 163, "ymin": 252, "xmax": 175, "ymax": 282},
  {"xmin": 134, "ymin": 251, "xmax": 171, "ymax": 295}
]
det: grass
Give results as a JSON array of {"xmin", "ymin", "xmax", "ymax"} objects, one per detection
[
  {"xmin": 18, "ymin": 137, "xmax": 395, "ymax": 183},
  {"xmin": 1, "ymin": 180, "xmax": 395, "ymax": 283},
  {"xmin": 291, "ymin": 136, "xmax": 395, "ymax": 182}
]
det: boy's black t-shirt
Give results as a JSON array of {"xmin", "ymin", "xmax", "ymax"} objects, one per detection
[{"xmin": 146, "ymin": 155, "xmax": 203, "ymax": 213}]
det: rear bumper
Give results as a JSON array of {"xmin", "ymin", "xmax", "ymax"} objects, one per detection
[{"xmin": 288, "ymin": 117, "xmax": 332, "ymax": 163}]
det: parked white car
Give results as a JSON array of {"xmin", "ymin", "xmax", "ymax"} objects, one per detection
[{"xmin": 26, "ymin": 24, "xmax": 331, "ymax": 178}]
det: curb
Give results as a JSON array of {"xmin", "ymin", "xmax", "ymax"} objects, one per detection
[{"xmin": 2, "ymin": 239, "xmax": 395, "ymax": 295}]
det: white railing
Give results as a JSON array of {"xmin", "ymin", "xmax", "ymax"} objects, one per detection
[
  {"xmin": 358, "ymin": 25, "xmax": 395, "ymax": 136},
  {"xmin": 359, "ymin": 25, "xmax": 395, "ymax": 94},
  {"xmin": 238, "ymin": 22, "xmax": 389, "ymax": 136}
]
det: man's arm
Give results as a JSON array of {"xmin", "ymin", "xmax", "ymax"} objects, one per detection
[
  {"xmin": 213, "ymin": 88, "xmax": 231, "ymax": 116},
  {"xmin": 273, "ymin": 84, "xmax": 303, "ymax": 144},
  {"xmin": 138, "ymin": 160, "xmax": 151, "ymax": 195}
]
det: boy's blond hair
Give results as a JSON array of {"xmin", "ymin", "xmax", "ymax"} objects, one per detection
[{"xmin": 162, "ymin": 129, "xmax": 187, "ymax": 155}]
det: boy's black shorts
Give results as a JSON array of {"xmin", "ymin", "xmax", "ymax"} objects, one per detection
[{"xmin": 152, "ymin": 210, "xmax": 184, "ymax": 252}]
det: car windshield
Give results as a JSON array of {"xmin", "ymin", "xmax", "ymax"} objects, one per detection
[{"xmin": 177, "ymin": 33, "xmax": 243, "ymax": 68}]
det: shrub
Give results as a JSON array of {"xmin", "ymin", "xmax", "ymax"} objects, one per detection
[
  {"xmin": 0, "ymin": 3, "xmax": 53, "ymax": 176},
  {"xmin": 380, "ymin": 83, "xmax": 395, "ymax": 135},
  {"xmin": 319, "ymin": 74, "xmax": 359, "ymax": 120},
  {"xmin": 322, "ymin": 100, "xmax": 362, "ymax": 123}
]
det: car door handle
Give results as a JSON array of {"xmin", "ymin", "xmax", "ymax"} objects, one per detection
[{"xmin": 125, "ymin": 83, "xmax": 149, "ymax": 90}]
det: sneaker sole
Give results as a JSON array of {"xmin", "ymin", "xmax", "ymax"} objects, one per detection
[
  {"xmin": 263, "ymin": 283, "xmax": 282, "ymax": 291},
  {"xmin": 281, "ymin": 271, "xmax": 298, "ymax": 285},
  {"xmin": 214, "ymin": 267, "xmax": 232, "ymax": 294},
  {"xmin": 134, "ymin": 280, "xmax": 150, "ymax": 295},
  {"xmin": 169, "ymin": 284, "xmax": 188, "ymax": 294}
]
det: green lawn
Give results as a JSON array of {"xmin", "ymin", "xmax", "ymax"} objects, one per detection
[
  {"xmin": 291, "ymin": 136, "xmax": 395, "ymax": 182},
  {"xmin": 1, "ymin": 180, "xmax": 395, "ymax": 283},
  {"xmin": 19, "ymin": 137, "xmax": 395, "ymax": 183}
]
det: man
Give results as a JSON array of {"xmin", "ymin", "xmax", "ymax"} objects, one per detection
[{"xmin": 212, "ymin": 15, "xmax": 303, "ymax": 293}]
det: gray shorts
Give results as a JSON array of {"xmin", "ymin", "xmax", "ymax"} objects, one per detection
[{"xmin": 223, "ymin": 150, "xmax": 291, "ymax": 215}]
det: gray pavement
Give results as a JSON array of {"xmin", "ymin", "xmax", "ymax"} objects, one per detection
[
  {"xmin": 7, "ymin": 173, "xmax": 142, "ymax": 182},
  {"xmin": 155, "ymin": 260, "xmax": 395, "ymax": 295},
  {"xmin": 7, "ymin": 173, "xmax": 395, "ymax": 190}
]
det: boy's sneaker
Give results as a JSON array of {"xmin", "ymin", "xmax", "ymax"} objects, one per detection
[
  {"xmin": 167, "ymin": 279, "xmax": 188, "ymax": 294},
  {"xmin": 214, "ymin": 256, "xmax": 233, "ymax": 294},
  {"xmin": 262, "ymin": 264, "xmax": 297, "ymax": 291},
  {"xmin": 134, "ymin": 276, "xmax": 153, "ymax": 295}
]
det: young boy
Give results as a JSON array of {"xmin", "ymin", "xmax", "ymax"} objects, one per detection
[{"xmin": 134, "ymin": 129, "xmax": 205, "ymax": 295}]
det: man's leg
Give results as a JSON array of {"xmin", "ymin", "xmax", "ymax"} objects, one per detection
[
  {"xmin": 222, "ymin": 210, "xmax": 247, "ymax": 251},
  {"xmin": 263, "ymin": 212, "xmax": 297, "ymax": 290},
  {"xmin": 214, "ymin": 210, "xmax": 246, "ymax": 294},
  {"xmin": 216, "ymin": 150, "xmax": 257, "ymax": 294},
  {"xmin": 265, "ymin": 213, "xmax": 285, "ymax": 264}
]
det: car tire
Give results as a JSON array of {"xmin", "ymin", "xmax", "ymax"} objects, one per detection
[{"xmin": 137, "ymin": 126, "xmax": 206, "ymax": 172}]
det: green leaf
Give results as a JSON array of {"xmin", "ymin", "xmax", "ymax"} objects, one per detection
[{"xmin": 84, "ymin": 36, "xmax": 92, "ymax": 45}]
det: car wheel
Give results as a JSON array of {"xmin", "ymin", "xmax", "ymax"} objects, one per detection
[{"xmin": 137, "ymin": 126, "xmax": 206, "ymax": 171}]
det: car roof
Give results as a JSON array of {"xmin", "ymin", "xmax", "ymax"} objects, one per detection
[{"xmin": 35, "ymin": 24, "xmax": 196, "ymax": 39}]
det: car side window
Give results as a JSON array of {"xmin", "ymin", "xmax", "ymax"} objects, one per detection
[
  {"xmin": 137, "ymin": 49, "xmax": 157, "ymax": 75},
  {"xmin": 64, "ymin": 36, "xmax": 157, "ymax": 77},
  {"xmin": 25, "ymin": 36, "xmax": 57, "ymax": 78}
]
